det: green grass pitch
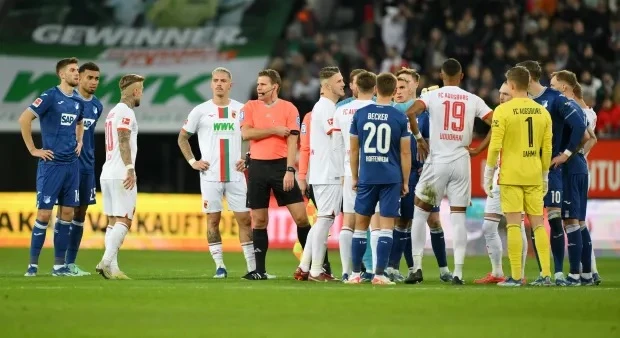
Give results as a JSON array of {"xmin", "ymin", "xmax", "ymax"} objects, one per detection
[{"xmin": 1, "ymin": 248, "xmax": 619, "ymax": 338}]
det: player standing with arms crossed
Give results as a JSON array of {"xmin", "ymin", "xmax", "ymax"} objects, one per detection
[
  {"xmin": 406, "ymin": 59, "xmax": 493, "ymax": 285},
  {"xmin": 516, "ymin": 61, "xmax": 586, "ymax": 285},
  {"xmin": 549, "ymin": 71, "xmax": 593, "ymax": 285},
  {"xmin": 474, "ymin": 82, "xmax": 528, "ymax": 284},
  {"xmin": 295, "ymin": 67, "xmax": 345, "ymax": 281},
  {"xmin": 241, "ymin": 69, "xmax": 311, "ymax": 280},
  {"xmin": 572, "ymin": 85, "xmax": 602, "ymax": 284},
  {"xmin": 63, "ymin": 62, "xmax": 104, "ymax": 276},
  {"xmin": 332, "ymin": 71, "xmax": 375, "ymax": 281},
  {"xmin": 346, "ymin": 72, "xmax": 412, "ymax": 285},
  {"xmin": 20, "ymin": 57, "xmax": 85, "ymax": 277},
  {"xmin": 484, "ymin": 66, "xmax": 553, "ymax": 286},
  {"xmin": 97, "ymin": 74, "xmax": 144, "ymax": 279},
  {"xmin": 178, "ymin": 67, "xmax": 256, "ymax": 279}
]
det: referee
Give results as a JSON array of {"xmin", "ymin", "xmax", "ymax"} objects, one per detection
[{"xmin": 240, "ymin": 69, "xmax": 312, "ymax": 280}]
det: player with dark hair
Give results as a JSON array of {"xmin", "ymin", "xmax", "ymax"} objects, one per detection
[
  {"xmin": 406, "ymin": 58, "xmax": 493, "ymax": 285},
  {"xmin": 516, "ymin": 60, "xmax": 587, "ymax": 286},
  {"xmin": 346, "ymin": 72, "xmax": 411, "ymax": 285},
  {"xmin": 19, "ymin": 57, "xmax": 85, "ymax": 277},
  {"xmin": 62, "ymin": 62, "xmax": 104, "ymax": 276}
]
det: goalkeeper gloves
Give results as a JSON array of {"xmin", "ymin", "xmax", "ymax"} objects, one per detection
[
  {"xmin": 542, "ymin": 171, "xmax": 549, "ymax": 196},
  {"xmin": 421, "ymin": 85, "xmax": 439, "ymax": 95},
  {"xmin": 483, "ymin": 165, "xmax": 495, "ymax": 198}
]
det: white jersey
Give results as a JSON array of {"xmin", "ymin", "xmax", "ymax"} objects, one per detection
[
  {"xmin": 419, "ymin": 86, "xmax": 492, "ymax": 163},
  {"xmin": 100, "ymin": 103, "xmax": 138, "ymax": 180},
  {"xmin": 333, "ymin": 99, "xmax": 374, "ymax": 177},
  {"xmin": 309, "ymin": 97, "xmax": 340, "ymax": 185},
  {"xmin": 182, "ymin": 99, "xmax": 244, "ymax": 182},
  {"xmin": 582, "ymin": 107, "xmax": 597, "ymax": 158}
]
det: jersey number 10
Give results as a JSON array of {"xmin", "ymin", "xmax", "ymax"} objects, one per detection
[
  {"xmin": 363, "ymin": 122, "xmax": 391, "ymax": 154},
  {"xmin": 442, "ymin": 101, "xmax": 465, "ymax": 132},
  {"xmin": 105, "ymin": 121, "xmax": 114, "ymax": 152}
]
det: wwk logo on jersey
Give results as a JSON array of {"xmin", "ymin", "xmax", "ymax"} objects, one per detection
[
  {"xmin": 83, "ymin": 118, "xmax": 95, "ymax": 130},
  {"xmin": 60, "ymin": 113, "xmax": 77, "ymax": 126},
  {"xmin": 213, "ymin": 122, "xmax": 234, "ymax": 131}
]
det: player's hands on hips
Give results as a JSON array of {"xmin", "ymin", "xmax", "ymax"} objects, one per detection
[
  {"xmin": 123, "ymin": 169, "xmax": 136, "ymax": 190},
  {"xmin": 235, "ymin": 159, "xmax": 245, "ymax": 172},
  {"xmin": 401, "ymin": 183, "xmax": 409, "ymax": 197},
  {"xmin": 273, "ymin": 126, "xmax": 291, "ymax": 137},
  {"xmin": 191, "ymin": 160, "xmax": 210, "ymax": 171},
  {"xmin": 283, "ymin": 171, "xmax": 294, "ymax": 191},
  {"xmin": 542, "ymin": 171, "xmax": 549, "ymax": 196},
  {"xmin": 30, "ymin": 148, "xmax": 54, "ymax": 161},
  {"xmin": 483, "ymin": 165, "xmax": 495, "ymax": 198},
  {"xmin": 551, "ymin": 153, "xmax": 569, "ymax": 169},
  {"xmin": 416, "ymin": 138, "xmax": 429, "ymax": 162},
  {"xmin": 468, "ymin": 146, "xmax": 481, "ymax": 156},
  {"xmin": 75, "ymin": 142, "xmax": 83, "ymax": 156},
  {"xmin": 298, "ymin": 178, "xmax": 307, "ymax": 196}
]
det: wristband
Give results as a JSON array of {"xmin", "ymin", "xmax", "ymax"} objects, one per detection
[
  {"xmin": 125, "ymin": 164, "xmax": 134, "ymax": 170},
  {"xmin": 563, "ymin": 149, "xmax": 573, "ymax": 157},
  {"xmin": 414, "ymin": 132, "xmax": 423, "ymax": 140},
  {"xmin": 188, "ymin": 158, "xmax": 196, "ymax": 165}
]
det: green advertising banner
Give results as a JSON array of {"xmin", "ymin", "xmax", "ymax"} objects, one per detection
[{"xmin": 0, "ymin": 0, "xmax": 294, "ymax": 132}]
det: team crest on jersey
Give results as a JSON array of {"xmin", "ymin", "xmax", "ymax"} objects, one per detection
[
  {"xmin": 93, "ymin": 106, "xmax": 98, "ymax": 115},
  {"xmin": 327, "ymin": 118, "xmax": 333, "ymax": 126},
  {"xmin": 75, "ymin": 102, "xmax": 80, "ymax": 111},
  {"xmin": 541, "ymin": 100, "xmax": 548, "ymax": 108},
  {"xmin": 32, "ymin": 98, "xmax": 42, "ymax": 108},
  {"xmin": 232, "ymin": 111, "xmax": 237, "ymax": 118},
  {"xmin": 203, "ymin": 201, "xmax": 208, "ymax": 209}
]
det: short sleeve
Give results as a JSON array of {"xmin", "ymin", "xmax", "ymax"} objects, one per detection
[
  {"xmin": 349, "ymin": 111, "xmax": 359, "ymax": 136},
  {"xmin": 321, "ymin": 105, "xmax": 337, "ymax": 135},
  {"xmin": 417, "ymin": 93, "xmax": 431, "ymax": 112},
  {"xmin": 332, "ymin": 109, "xmax": 341, "ymax": 131},
  {"xmin": 28, "ymin": 93, "xmax": 53, "ymax": 118},
  {"xmin": 117, "ymin": 107, "xmax": 134, "ymax": 130},
  {"xmin": 240, "ymin": 102, "xmax": 253, "ymax": 128},
  {"xmin": 476, "ymin": 96, "xmax": 493, "ymax": 119},
  {"xmin": 400, "ymin": 115, "xmax": 411, "ymax": 138},
  {"xmin": 75, "ymin": 99, "xmax": 84, "ymax": 122},
  {"xmin": 287, "ymin": 103, "xmax": 300, "ymax": 131},
  {"xmin": 182, "ymin": 107, "xmax": 201, "ymax": 134}
]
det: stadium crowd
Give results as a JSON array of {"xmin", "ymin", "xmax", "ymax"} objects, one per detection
[{"xmin": 263, "ymin": 0, "xmax": 620, "ymax": 138}]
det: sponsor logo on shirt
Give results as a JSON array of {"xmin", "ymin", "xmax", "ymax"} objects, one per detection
[
  {"xmin": 60, "ymin": 113, "xmax": 77, "ymax": 126},
  {"xmin": 83, "ymin": 118, "xmax": 95, "ymax": 130}
]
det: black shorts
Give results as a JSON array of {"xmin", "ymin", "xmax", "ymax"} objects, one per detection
[{"xmin": 247, "ymin": 158, "xmax": 304, "ymax": 209}]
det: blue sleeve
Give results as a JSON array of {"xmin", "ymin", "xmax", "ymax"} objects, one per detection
[
  {"xmin": 28, "ymin": 92, "xmax": 53, "ymax": 118},
  {"xmin": 350, "ymin": 111, "xmax": 359, "ymax": 136},
  {"xmin": 400, "ymin": 114, "xmax": 410, "ymax": 138},
  {"xmin": 557, "ymin": 98, "xmax": 586, "ymax": 154},
  {"xmin": 96, "ymin": 102, "xmax": 104, "ymax": 122},
  {"xmin": 77, "ymin": 100, "xmax": 84, "ymax": 122},
  {"xmin": 419, "ymin": 112, "xmax": 430, "ymax": 139}
]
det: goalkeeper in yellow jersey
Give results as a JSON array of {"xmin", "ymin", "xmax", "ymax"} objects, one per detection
[{"xmin": 484, "ymin": 66, "xmax": 553, "ymax": 287}]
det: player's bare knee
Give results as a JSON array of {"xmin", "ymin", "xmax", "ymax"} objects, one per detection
[
  {"xmin": 73, "ymin": 205, "xmax": 87, "ymax": 222},
  {"xmin": 234, "ymin": 212, "xmax": 252, "ymax": 229},
  {"xmin": 36, "ymin": 210, "xmax": 53, "ymax": 224},
  {"xmin": 58, "ymin": 206, "xmax": 74, "ymax": 222},
  {"xmin": 252, "ymin": 210, "xmax": 268, "ymax": 229},
  {"xmin": 116, "ymin": 217, "xmax": 132, "ymax": 229},
  {"xmin": 414, "ymin": 196, "xmax": 433, "ymax": 211},
  {"xmin": 206, "ymin": 213, "xmax": 222, "ymax": 230},
  {"xmin": 398, "ymin": 218, "xmax": 412, "ymax": 229}
]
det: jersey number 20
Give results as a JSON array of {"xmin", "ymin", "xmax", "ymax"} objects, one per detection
[{"xmin": 363, "ymin": 122, "xmax": 391, "ymax": 154}]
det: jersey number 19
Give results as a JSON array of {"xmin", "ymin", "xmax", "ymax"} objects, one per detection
[{"xmin": 363, "ymin": 122, "xmax": 391, "ymax": 154}]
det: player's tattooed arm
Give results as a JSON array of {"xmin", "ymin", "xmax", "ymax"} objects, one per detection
[
  {"xmin": 118, "ymin": 129, "xmax": 133, "ymax": 166},
  {"xmin": 177, "ymin": 130, "xmax": 195, "ymax": 162}
]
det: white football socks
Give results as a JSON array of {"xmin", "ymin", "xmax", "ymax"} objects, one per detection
[
  {"xmin": 482, "ymin": 219, "xmax": 503, "ymax": 277},
  {"xmin": 209, "ymin": 243, "xmax": 225, "ymax": 269},
  {"xmin": 102, "ymin": 222, "xmax": 128, "ymax": 266},
  {"xmin": 105, "ymin": 225, "xmax": 120, "ymax": 272},
  {"xmin": 339, "ymin": 227, "xmax": 353, "ymax": 276},
  {"xmin": 299, "ymin": 226, "xmax": 315, "ymax": 272},
  {"xmin": 370, "ymin": 228, "xmax": 380, "ymax": 273},
  {"xmin": 411, "ymin": 206, "xmax": 430, "ymax": 271},
  {"xmin": 241, "ymin": 242, "xmax": 256, "ymax": 272},
  {"xmin": 310, "ymin": 216, "xmax": 334, "ymax": 276},
  {"xmin": 451, "ymin": 212, "xmax": 467, "ymax": 280}
]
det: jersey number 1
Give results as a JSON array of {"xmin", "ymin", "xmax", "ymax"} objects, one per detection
[
  {"xmin": 442, "ymin": 101, "xmax": 465, "ymax": 132},
  {"xmin": 525, "ymin": 116, "xmax": 534, "ymax": 147},
  {"xmin": 363, "ymin": 122, "xmax": 391, "ymax": 154},
  {"xmin": 105, "ymin": 121, "xmax": 114, "ymax": 152}
]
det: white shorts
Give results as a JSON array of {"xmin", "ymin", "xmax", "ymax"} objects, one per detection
[
  {"xmin": 313, "ymin": 184, "xmax": 343, "ymax": 217},
  {"xmin": 415, "ymin": 155, "xmax": 471, "ymax": 207},
  {"xmin": 343, "ymin": 176, "xmax": 356, "ymax": 213},
  {"xmin": 101, "ymin": 179, "xmax": 137, "ymax": 220},
  {"xmin": 484, "ymin": 181, "xmax": 503, "ymax": 215},
  {"xmin": 200, "ymin": 179, "xmax": 249, "ymax": 213}
]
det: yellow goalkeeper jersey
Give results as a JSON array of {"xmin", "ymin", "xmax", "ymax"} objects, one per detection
[{"xmin": 486, "ymin": 97, "xmax": 552, "ymax": 186}]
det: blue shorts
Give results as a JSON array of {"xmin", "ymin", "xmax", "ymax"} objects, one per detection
[
  {"xmin": 400, "ymin": 183, "xmax": 439, "ymax": 220},
  {"xmin": 355, "ymin": 183, "xmax": 401, "ymax": 218},
  {"xmin": 562, "ymin": 173, "xmax": 588, "ymax": 221},
  {"xmin": 36, "ymin": 161, "xmax": 79, "ymax": 210},
  {"xmin": 543, "ymin": 168, "xmax": 563, "ymax": 208},
  {"xmin": 79, "ymin": 172, "xmax": 97, "ymax": 206}
]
